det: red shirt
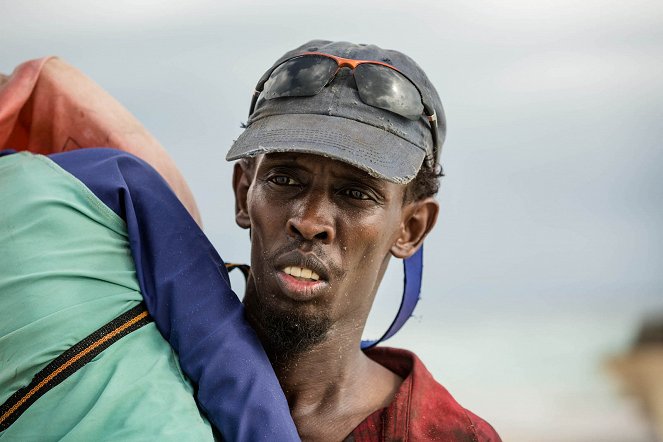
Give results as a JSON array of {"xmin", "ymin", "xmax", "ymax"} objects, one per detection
[{"xmin": 348, "ymin": 347, "xmax": 501, "ymax": 442}]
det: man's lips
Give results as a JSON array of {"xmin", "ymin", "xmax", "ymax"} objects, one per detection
[
  {"xmin": 273, "ymin": 252, "xmax": 331, "ymax": 300},
  {"xmin": 274, "ymin": 251, "xmax": 330, "ymax": 282},
  {"xmin": 275, "ymin": 270, "xmax": 327, "ymax": 301}
]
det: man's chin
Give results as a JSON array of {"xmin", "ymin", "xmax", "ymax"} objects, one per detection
[{"xmin": 248, "ymin": 299, "xmax": 332, "ymax": 361}]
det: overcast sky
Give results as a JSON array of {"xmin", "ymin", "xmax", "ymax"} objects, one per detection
[{"xmin": 2, "ymin": 1, "xmax": 662, "ymax": 440}]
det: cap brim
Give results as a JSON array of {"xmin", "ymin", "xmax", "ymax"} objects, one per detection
[{"xmin": 226, "ymin": 114, "xmax": 425, "ymax": 184}]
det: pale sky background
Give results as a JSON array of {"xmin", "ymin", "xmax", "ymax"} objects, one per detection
[{"xmin": 2, "ymin": 1, "xmax": 662, "ymax": 440}]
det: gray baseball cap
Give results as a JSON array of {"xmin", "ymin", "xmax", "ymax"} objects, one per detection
[{"xmin": 226, "ymin": 40, "xmax": 446, "ymax": 184}]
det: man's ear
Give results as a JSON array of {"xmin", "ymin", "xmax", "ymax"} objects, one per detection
[
  {"xmin": 391, "ymin": 197, "xmax": 439, "ymax": 259},
  {"xmin": 232, "ymin": 162, "xmax": 252, "ymax": 229}
]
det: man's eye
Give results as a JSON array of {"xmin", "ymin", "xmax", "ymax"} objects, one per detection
[
  {"xmin": 343, "ymin": 189, "xmax": 371, "ymax": 200},
  {"xmin": 270, "ymin": 175, "xmax": 298, "ymax": 185}
]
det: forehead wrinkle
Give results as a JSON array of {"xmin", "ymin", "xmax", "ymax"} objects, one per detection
[{"xmin": 257, "ymin": 152, "xmax": 305, "ymax": 171}]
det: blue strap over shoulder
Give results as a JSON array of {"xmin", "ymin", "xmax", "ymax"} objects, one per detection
[
  {"xmin": 48, "ymin": 148, "xmax": 300, "ymax": 442},
  {"xmin": 361, "ymin": 246, "xmax": 423, "ymax": 349}
]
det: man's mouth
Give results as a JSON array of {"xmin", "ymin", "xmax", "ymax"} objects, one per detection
[
  {"xmin": 283, "ymin": 266, "xmax": 320, "ymax": 281},
  {"xmin": 272, "ymin": 251, "xmax": 333, "ymax": 301},
  {"xmin": 275, "ymin": 261, "xmax": 329, "ymax": 302}
]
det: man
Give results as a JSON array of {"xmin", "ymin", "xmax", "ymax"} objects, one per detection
[
  {"xmin": 1, "ymin": 41, "xmax": 499, "ymax": 440},
  {"xmin": 226, "ymin": 40, "xmax": 501, "ymax": 440}
]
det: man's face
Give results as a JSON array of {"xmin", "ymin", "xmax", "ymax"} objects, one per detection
[{"xmin": 235, "ymin": 152, "xmax": 414, "ymax": 354}]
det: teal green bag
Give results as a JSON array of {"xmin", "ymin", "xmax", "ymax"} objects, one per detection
[{"xmin": 0, "ymin": 153, "xmax": 213, "ymax": 441}]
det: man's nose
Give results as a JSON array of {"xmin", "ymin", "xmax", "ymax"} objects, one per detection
[{"xmin": 286, "ymin": 198, "xmax": 335, "ymax": 243}]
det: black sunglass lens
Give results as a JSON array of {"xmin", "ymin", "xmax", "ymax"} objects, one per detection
[
  {"xmin": 263, "ymin": 56, "xmax": 338, "ymax": 100},
  {"xmin": 354, "ymin": 64, "xmax": 423, "ymax": 120}
]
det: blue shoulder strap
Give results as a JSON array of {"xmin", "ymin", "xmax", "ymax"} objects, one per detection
[
  {"xmin": 361, "ymin": 246, "xmax": 423, "ymax": 349},
  {"xmin": 46, "ymin": 148, "xmax": 299, "ymax": 442}
]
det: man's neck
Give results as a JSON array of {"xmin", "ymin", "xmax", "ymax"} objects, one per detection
[{"xmin": 268, "ymin": 333, "xmax": 403, "ymax": 441}]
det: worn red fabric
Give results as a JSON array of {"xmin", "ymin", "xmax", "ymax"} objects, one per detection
[
  {"xmin": 349, "ymin": 347, "xmax": 501, "ymax": 442},
  {"xmin": 0, "ymin": 57, "xmax": 201, "ymax": 225}
]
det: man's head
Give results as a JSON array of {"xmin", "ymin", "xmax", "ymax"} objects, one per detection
[{"xmin": 227, "ymin": 40, "xmax": 444, "ymax": 359}]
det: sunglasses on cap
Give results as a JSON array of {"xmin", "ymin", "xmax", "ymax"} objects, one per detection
[{"xmin": 248, "ymin": 52, "xmax": 441, "ymax": 168}]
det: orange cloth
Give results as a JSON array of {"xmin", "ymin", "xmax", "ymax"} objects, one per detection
[{"xmin": 0, "ymin": 57, "xmax": 201, "ymax": 226}]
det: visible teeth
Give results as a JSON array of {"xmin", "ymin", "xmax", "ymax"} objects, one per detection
[{"xmin": 284, "ymin": 266, "xmax": 320, "ymax": 281}]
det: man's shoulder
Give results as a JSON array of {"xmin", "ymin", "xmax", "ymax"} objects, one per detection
[{"xmin": 364, "ymin": 346, "xmax": 501, "ymax": 441}]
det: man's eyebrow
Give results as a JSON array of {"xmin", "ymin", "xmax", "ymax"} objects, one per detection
[
  {"xmin": 330, "ymin": 167, "xmax": 385, "ymax": 187},
  {"xmin": 258, "ymin": 154, "xmax": 300, "ymax": 167}
]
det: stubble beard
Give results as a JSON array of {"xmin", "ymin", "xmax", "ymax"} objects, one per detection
[{"xmin": 246, "ymin": 291, "xmax": 333, "ymax": 364}]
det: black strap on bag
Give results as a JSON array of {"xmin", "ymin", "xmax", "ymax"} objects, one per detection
[
  {"xmin": 2, "ymin": 264, "xmax": 248, "ymax": 432},
  {"xmin": 225, "ymin": 262, "xmax": 250, "ymax": 280},
  {"xmin": 0, "ymin": 303, "xmax": 152, "ymax": 431}
]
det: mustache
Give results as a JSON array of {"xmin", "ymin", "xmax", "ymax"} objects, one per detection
[
  {"xmin": 271, "ymin": 238, "xmax": 327, "ymax": 261},
  {"xmin": 270, "ymin": 240, "xmax": 343, "ymax": 279}
]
